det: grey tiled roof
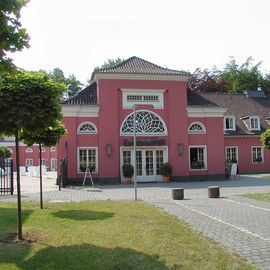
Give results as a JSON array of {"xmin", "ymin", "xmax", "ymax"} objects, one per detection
[
  {"xmin": 191, "ymin": 92, "xmax": 270, "ymax": 136},
  {"xmin": 61, "ymin": 82, "xmax": 97, "ymax": 105},
  {"xmin": 92, "ymin": 56, "xmax": 189, "ymax": 78}
]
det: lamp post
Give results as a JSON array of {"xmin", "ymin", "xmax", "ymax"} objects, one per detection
[{"xmin": 133, "ymin": 105, "xmax": 137, "ymax": 201}]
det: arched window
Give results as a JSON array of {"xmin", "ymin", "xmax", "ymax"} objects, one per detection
[
  {"xmin": 7, "ymin": 148, "xmax": 13, "ymax": 154},
  {"xmin": 77, "ymin": 122, "xmax": 97, "ymax": 134},
  {"xmin": 188, "ymin": 122, "xmax": 206, "ymax": 134},
  {"xmin": 120, "ymin": 110, "xmax": 167, "ymax": 136},
  {"xmin": 25, "ymin": 147, "xmax": 33, "ymax": 153},
  {"xmin": 50, "ymin": 147, "xmax": 56, "ymax": 152}
]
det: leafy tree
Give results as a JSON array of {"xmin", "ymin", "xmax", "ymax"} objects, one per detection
[
  {"xmin": 22, "ymin": 121, "xmax": 66, "ymax": 209},
  {"xmin": 94, "ymin": 57, "xmax": 125, "ymax": 70},
  {"xmin": 0, "ymin": 0, "xmax": 30, "ymax": 72},
  {"xmin": 49, "ymin": 68, "xmax": 83, "ymax": 97},
  {"xmin": 261, "ymin": 129, "xmax": 270, "ymax": 150},
  {"xmin": 0, "ymin": 70, "xmax": 66, "ymax": 239},
  {"xmin": 188, "ymin": 57, "xmax": 270, "ymax": 93},
  {"xmin": 0, "ymin": 146, "xmax": 11, "ymax": 159}
]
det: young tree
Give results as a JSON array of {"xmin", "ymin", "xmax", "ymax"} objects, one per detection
[
  {"xmin": 0, "ymin": 0, "xmax": 30, "ymax": 72},
  {"xmin": 94, "ymin": 57, "xmax": 125, "ymax": 70},
  {"xmin": 0, "ymin": 70, "xmax": 66, "ymax": 239},
  {"xmin": 22, "ymin": 121, "xmax": 66, "ymax": 209},
  {"xmin": 261, "ymin": 129, "xmax": 270, "ymax": 150}
]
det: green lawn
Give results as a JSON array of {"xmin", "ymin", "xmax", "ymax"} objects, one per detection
[
  {"xmin": 241, "ymin": 193, "xmax": 270, "ymax": 202},
  {"xmin": 0, "ymin": 201, "xmax": 255, "ymax": 270}
]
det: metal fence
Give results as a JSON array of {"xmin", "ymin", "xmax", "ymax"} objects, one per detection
[{"xmin": 0, "ymin": 159, "xmax": 14, "ymax": 195}]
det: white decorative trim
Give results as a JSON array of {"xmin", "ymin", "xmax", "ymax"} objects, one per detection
[
  {"xmin": 62, "ymin": 105, "xmax": 100, "ymax": 117},
  {"xmin": 188, "ymin": 122, "xmax": 206, "ymax": 134},
  {"xmin": 77, "ymin": 122, "xmax": 98, "ymax": 134},
  {"xmin": 25, "ymin": 147, "xmax": 33, "ymax": 153},
  {"xmin": 94, "ymin": 73, "xmax": 189, "ymax": 82},
  {"xmin": 50, "ymin": 147, "xmax": 56, "ymax": 152},
  {"xmin": 120, "ymin": 110, "xmax": 168, "ymax": 136},
  {"xmin": 186, "ymin": 107, "xmax": 227, "ymax": 117},
  {"xmin": 121, "ymin": 89, "xmax": 165, "ymax": 109}
]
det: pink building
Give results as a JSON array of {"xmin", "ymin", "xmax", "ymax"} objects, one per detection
[
  {"xmin": 58, "ymin": 56, "xmax": 270, "ymax": 184},
  {"xmin": 0, "ymin": 137, "xmax": 57, "ymax": 171}
]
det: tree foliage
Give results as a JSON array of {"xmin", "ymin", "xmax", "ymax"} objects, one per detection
[
  {"xmin": 0, "ymin": 146, "xmax": 11, "ymax": 159},
  {"xmin": 188, "ymin": 57, "xmax": 270, "ymax": 93},
  {"xmin": 94, "ymin": 58, "xmax": 125, "ymax": 70},
  {"xmin": 0, "ymin": 0, "xmax": 30, "ymax": 72},
  {"xmin": 261, "ymin": 129, "xmax": 270, "ymax": 150},
  {"xmin": 48, "ymin": 68, "xmax": 83, "ymax": 97}
]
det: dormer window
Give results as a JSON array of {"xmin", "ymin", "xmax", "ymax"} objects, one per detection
[
  {"xmin": 250, "ymin": 117, "xmax": 260, "ymax": 130},
  {"xmin": 224, "ymin": 116, "xmax": 235, "ymax": 131},
  {"xmin": 242, "ymin": 116, "xmax": 260, "ymax": 131}
]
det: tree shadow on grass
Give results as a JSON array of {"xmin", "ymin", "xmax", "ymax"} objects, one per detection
[
  {"xmin": 0, "ymin": 207, "xmax": 33, "ymax": 241},
  {"xmin": 51, "ymin": 210, "xmax": 115, "ymax": 221},
  {"xmin": 17, "ymin": 243, "xmax": 179, "ymax": 270}
]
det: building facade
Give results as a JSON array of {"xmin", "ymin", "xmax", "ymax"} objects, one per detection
[
  {"xmin": 0, "ymin": 137, "xmax": 57, "ymax": 171},
  {"xmin": 58, "ymin": 56, "xmax": 270, "ymax": 184}
]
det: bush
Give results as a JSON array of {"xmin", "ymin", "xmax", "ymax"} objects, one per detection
[
  {"xmin": 122, "ymin": 164, "xmax": 134, "ymax": 178},
  {"xmin": 160, "ymin": 162, "xmax": 172, "ymax": 176},
  {"xmin": 0, "ymin": 146, "xmax": 11, "ymax": 160}
]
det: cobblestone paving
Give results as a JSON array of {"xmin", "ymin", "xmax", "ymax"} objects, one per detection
[{"xmin": 150, "ymin": 196, "xmax": 270, "ymax": 270}]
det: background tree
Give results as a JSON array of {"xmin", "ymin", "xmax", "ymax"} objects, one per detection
[
  {"xmin": 48, "ymin": 68, "xmax": 83, "ymax": 97},
  {"xmin": 22, "ymin": 121, "xmax": 66, "ymax": 209},
  {"xmin": 94, "ymin": 57, "xmax": 125, "ymax": 70},
  {"xmin": 0, "ymin": 70, "xmax": 66, "ymax": 240},
  {"xmin": 0, "ymin": 146, "xmax": 11, "ymax": 160},
  {"xmin": 187, "ymin": 57, "xmax": 270, "ymax": 93},
  {"xmin": 0, "ymin": 0, "xmax": 30, "ymax": 72}
]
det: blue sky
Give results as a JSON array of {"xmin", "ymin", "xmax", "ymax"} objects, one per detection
[{"xmin": 11, "ymin": 0, "xmax": 270, "ymax": 84}]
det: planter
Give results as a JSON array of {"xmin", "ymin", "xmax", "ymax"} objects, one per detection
[
  {"xmin": 208, "ymin": 186, "xmax": 220, "ymax": 198},
  {"xmin": 124, "ymin": 178, "xmax": 132, "ymax": 184},
  {"xmin": 162, "ymin": 176, "xmax": 170, "ymax": 183},
  {"xmin": 172, "ymin": 188, "xmax": 184, "ymax": 200}
]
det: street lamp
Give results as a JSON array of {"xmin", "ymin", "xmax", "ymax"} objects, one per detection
[{"xmin": 133, "ymin": 105, "xmax": 137, "ymax": 201}]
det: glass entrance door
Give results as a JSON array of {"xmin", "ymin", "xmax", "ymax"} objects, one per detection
[{"xmin": 121, "ymin": 148, "xmax": 166, "ymax": 182}]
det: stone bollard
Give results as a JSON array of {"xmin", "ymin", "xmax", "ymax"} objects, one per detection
[
  {"xmin": 208, "ymin": 186, "xmax": 220, "ymax": 198},
  {"xmin": 172, "ymin": 188, "xmax": 184, "ymax": 200}
]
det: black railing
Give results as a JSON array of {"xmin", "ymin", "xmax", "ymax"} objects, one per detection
[{"xmin": 0, "ymin": 159, "xmax": 14, "ymax": 195}]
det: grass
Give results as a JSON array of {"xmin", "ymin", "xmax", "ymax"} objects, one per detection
[
  {"xmin": 0, "ymin": 201, "xmax": 256, "ymax": 270},
  {"xmin": 241, "ymin": 193, "xmax": 270, "ymax": 202}
]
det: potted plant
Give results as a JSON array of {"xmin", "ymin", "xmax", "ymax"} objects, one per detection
[
  {"xmin": 256, "ymin": 157, "xmax": 262, "ymax": 163},
  {"xmin": 122, "ymin": 163, "xmax": 134, "ymax": 184},
  {"xmin": 231, "ymin": 158, "xmax": 237, "ymax": 164},
  {"xmin": 160, "ymin": 162, "xmax": 172, "ymax": 183}
]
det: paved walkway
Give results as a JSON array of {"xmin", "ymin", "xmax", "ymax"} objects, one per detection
[{"xmin": 1, "ymin": 174, "xmax": 270, "ymax": 269}]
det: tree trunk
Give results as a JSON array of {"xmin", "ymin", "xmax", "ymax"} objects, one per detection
[
  {"xmin": 39, "ymin": 143, "xmax": 43, "ymax": 209},
  {"xmin": 15, "ymin": 130, "xmax": 23, "ymax": 240}
]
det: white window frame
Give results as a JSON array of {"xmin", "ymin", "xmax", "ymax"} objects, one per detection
[
  {"xmin": 38, "ymin": 158, "xmax": 46, "ymax": 166},
  {"xmin": 189, "ymin": 145, "xmax": 207, "ymax": 171},
  {"xmin": 188, "ymin": 122, "xmax": 206, "ymax": 134},
  {"xmin": 25, "ymin": 147, "xmax": 33, "ymax": 153},
  {"xmin": 51, "ymin": 158, "xmax": 57, "ymax": 171},
  {"xmin": 50, "ymin": 147, "xmax": 56, "ymax": 152},
  {"xmin": 224, "ymin": 116, "xmax": 235, "ymax": 131},
  {"xmin": 120, "ymin": 110, "xmax": 167, "ymax": 136},
  {"xmin": 251, "ymin": 146, "xmax": 264, "ymax": 163},
  {"xmin": 121, "ymin": 89, "xmax": 165, "ymax": 109},
  {"xmin": 77, "ymin": 122, "xmax": 98, "ymax": 134},
  {"xmin": 225, "ymin": 146, "xmax": 238, "ymax": 163},
  {"xmin": 25, "ymin": 159, "xmax": 33, "ymax": 167},
  {"xmin": 77, "ymin": 147, "xmax": 98, "ymax": 174},
  {"xmin": 250, "ymin": 117, "xmax": 260, "ymax": 131}
]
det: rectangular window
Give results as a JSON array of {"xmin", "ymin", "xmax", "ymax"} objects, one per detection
[
  {"xmin": 123, "ymin": 150, "xmax": 131, "ymax": 165},
  {"xmin": 51, "ymin": 158, "xmax": 57, "ymax": 171},
  {"xmin": 156, "ymin": 150, "xmax": 164, "ymax": 175},
  {"xmin": 190, "ymin": 147, "xmax": 206, "ymax": 170},
  {"xmin": 38, "ymin": 159, "xmax": 46, "ymax": 166},
  {"xmin": 224, "ymin": 117, "xmax": 235, "ymax": 130},
  {"xmin": 25, "ymin": 159, "xmax": 33, "ymax": 167},
  {"xmin": 252, "ymin": 147, "xmax": 263, "ymax": 163},
  {"xmin": 78, "ymin": 148, "xmax": 97, "ymax": 173},
  {"xmin": 226, "ymin": 147, "xmax": 238, "ymax": 163},
  {"xmin": 250, "ymin": 117, "xmax": 260, "ymax": 130}
]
